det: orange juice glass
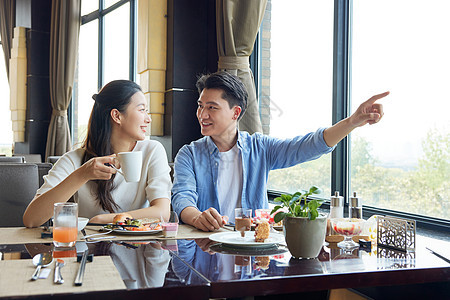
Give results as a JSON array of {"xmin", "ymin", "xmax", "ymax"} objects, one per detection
[{"xmin": 53, "ymin": 203, "xmax": 78, "ymax": 247}]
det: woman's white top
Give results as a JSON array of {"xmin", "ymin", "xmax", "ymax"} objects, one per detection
[{"xmin": 37, "ymin": 140, "xmax": 172, "ymax": 218}]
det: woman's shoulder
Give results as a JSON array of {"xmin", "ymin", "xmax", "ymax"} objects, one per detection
[
  {"xmin": 135, "ymin": 139, "xmax": 167, "ymax": 155},
  {"xmin": 57, "ymin": 148, "xmax": 85, "ymax": 165}
]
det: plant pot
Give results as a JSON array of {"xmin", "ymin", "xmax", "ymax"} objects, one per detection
[{"xmin": 283, "ymin": 214, "xmax": 327, "ymax": 259}]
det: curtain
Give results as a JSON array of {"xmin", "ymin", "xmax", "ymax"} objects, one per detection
[
  {"xmin": 216, "ymin": 0, "xmax": 267, "ymax": 134},
  {"xmin": 0, "ymin": 0, "xmax": 15, "ymax": 78},
  {"xmin": 45, "ymin": 0, "xmax": 81, "ymax": 159}
]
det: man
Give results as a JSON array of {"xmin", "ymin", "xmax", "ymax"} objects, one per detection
[{"xmin": 172, "ymin": 71, "xmax": 388, "ymax": 231}]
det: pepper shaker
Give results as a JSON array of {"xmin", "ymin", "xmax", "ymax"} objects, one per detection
[{"xmin": 349, "ymin": 192, "xmax": 363, "ymax": 219}]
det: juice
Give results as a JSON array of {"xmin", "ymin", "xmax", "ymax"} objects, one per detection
[
  {"xmin": 53, "ymin": 247, "xmax": 77, "ymax": 258},
  {"xmin": 53, "ymin": 227, "xmax": 77, "ymax": 247}
]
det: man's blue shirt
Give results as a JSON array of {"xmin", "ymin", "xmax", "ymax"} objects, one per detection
[{"xmin": 171, "ymin": 128, "xmax": 334, "ymax": 218}]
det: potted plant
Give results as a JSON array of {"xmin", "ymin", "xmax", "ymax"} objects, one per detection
[{"xmin": 271, "ymin": 186, "xmax": 327, "ymax": 259}]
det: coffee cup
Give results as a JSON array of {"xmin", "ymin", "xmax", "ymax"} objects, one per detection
[{"xmin": 112, "ymin": 151, "xmax": 142, "ymax": 182}]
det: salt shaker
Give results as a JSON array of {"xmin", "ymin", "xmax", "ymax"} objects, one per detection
[
  {"xmin": 349, "ymin": 192, "xmax": 363, "ymax": 219},
  {"xmin": 329, "ymin": 191, "xmax": 344, "ymax": 218}
]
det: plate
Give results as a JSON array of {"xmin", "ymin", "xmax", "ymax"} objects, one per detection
[
  {"xmin": 209, "ymin": 243, "xmax": 289, "ymax": 256},
  {"xmin": 110, "ymin": 228, "xmax": 162, "ymax": 235},
  {"xmin": 209, "ymin": 231, "xmax": 285, "ymax": 248}
]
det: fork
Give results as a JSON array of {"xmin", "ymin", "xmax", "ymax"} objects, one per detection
[{"xmin": 54, "ymin": 259, "xmax": 65, "ymax": 284}]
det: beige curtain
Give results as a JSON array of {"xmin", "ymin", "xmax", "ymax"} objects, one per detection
[
  {"xmin": 0, "ymin": 0, "xmax": 15, "ymax": 78},
  {"xmin": 45, "ymin": 0, "xmax": 81, "ymax": 159},
  {"xmin": 216, "ymin": 0, "xmax": 267, "ymax": 134}
]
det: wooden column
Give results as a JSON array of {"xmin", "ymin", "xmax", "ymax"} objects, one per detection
[
  {"xmin": 137, "ymin": 0, "xmax": 167, "ymax": 136},
  {"xmin": 9, "ymin": 27, "xmax": 27, "ymax": 143}
]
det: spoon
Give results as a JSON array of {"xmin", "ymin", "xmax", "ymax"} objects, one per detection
[
  {"xmin": 31, "ymin": 253, "xmax": 53, "ymax": 280},
  {"xmin": 54, "ymin": 259, "xmax": 65, "ymax": 284}
]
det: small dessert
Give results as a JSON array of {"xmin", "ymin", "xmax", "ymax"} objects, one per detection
[
  {"xmin": 235, "ymin": 216, "xmax": 252, "ymax": 237},
  {"xmin": 254, "ymin": 219, "xmax": 270, "ymax": 242},
  {"xmin": 162, "ymin": 222, "xmax": 178, "ymax": 237}
]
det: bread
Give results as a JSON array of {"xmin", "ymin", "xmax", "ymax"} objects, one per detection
[
  {"xmin": 140, "ymin": 217, "xmax": 160, "ymax": 225},
  {"xmin": 254, "ymin": 219, "xmax": 270, "ymax": 242},
  {"xmin": 113, "ymin": 213, "xmax": 132, "ymax": 224}
]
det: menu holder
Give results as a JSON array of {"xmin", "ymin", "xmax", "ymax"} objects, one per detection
[{"xmin": 377, "ymin": 215, "xmax": 416, "ymax": 252}]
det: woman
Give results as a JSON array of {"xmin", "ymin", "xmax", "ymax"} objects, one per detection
[{"xmin": 23, "ymin": 80, "xmax": 172, "ymax": 227}]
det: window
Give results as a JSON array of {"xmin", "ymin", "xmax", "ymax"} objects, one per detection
[
  {"xmin": 264, "ymin": 0, "xmax": 449, "ymax": 224},
  {"xmin": 266, "ymin": 0, "xmax": 334, "ymax": 198},
  {"xmin": 352, "ymin": 0, "xmax": 449, "ymax": 220},
  {"xmin": 0, "ymin": 36, "xmax": 13, "ymax": 155},
  {"xmin": 73, "ymin": 0, "xmax": 137, "ymax": 146}
]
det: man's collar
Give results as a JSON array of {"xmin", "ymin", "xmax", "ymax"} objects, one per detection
[{"xmin": 206, "ymin": 130, "xmax": 242, "ymax": 154}]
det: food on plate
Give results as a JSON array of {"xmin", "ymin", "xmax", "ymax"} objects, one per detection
[
  {"xmin": 254, "ymin": 219, "xmax": 270, "ymax": 242},
  {"xmin": 113, "ymin": 213, "xmax": 133, "ymax": 224},
  {"xmin": 254, "ymin": 256, "xmax": 270, "ymax": 270},
  {"xmin": 108, "ymin": 214, "xmax": 162, "ymax": 231}
]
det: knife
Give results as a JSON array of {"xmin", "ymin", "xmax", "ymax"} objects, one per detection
[
  {"xmin": 87, "ymin": 222, "xmax": 138, "ymax": 228},
  {"xmin": 426, "ymin": 247, "xmax": 450, "ymax": 264},
  {"xmin": 74, "ymin": 250, "xmax": 88, "ymax": 286}
]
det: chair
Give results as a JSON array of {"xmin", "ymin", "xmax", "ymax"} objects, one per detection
[
  {"xmin": 0, "ymin": 164, "xmax": 39, "ymax": 227},
  {"xmin": 47, "ymin": 155, "xmax": 62, "ymax": 164},
  {"xmin": 13, "ymin": 153, "xmax": 42, "ymax": 163},
  {"xmin": 36, "ymin": 163, "xmax": 53, "ymax": 188},
  {"xmin": 0, "ymin": 156, "xmax": 24, "ymax": 163}
]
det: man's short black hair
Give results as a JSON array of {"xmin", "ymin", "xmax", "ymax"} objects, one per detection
[{"xmin": 196, "ymin": 71, "xmax": 248, "ymax": 120}]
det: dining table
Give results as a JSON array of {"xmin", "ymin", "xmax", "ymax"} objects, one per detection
[{"xmin": 0, "ymin": 224, "xmax": 448, "ymax": 299}]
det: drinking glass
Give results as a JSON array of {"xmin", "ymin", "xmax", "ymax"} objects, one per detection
[
  {"xmin": 53, "ymin": 203, "xmax": 78, "ymax": 247},
  {"xmin": 234, "ymin": 208, "xmax": 252, "ymax": 238},
  {"xmin": 330, "ymin": 218, "xmax": 365, "ymax": 250}
]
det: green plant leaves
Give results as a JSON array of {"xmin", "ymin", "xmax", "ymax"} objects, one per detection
[
  {"xmin": 271, "ymin": 186, "xmax": 324, "ymax": 221},
  {"xmin": 273, "ymin": 211, "xmax": 287, "ymax": 223}
]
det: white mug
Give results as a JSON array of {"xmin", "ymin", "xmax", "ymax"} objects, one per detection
[{"xmin": 112, "ymin": 151, "xmax": 142, "ymax": 182}]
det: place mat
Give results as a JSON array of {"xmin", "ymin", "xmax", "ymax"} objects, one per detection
[
  {"xmin": 83, "ymin": 224, "xmax": 232, "ymax": 241},
  {"xmin": 0, "ymin": 256, "xmax": 126, "ymax": 297},
  {"xmin": 0, "ymin": 225, "xmax": 232, "ymax": 245}
]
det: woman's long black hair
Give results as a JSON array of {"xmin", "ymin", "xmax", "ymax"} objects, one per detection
[{"xmin": 82, "ymin": 80, "xmax": 142, "ymax": 213}]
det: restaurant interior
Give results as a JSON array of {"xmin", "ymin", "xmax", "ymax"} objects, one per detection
[{"xmin": 0, "ymin": 0, "xmax": 449, "ymax": 299}]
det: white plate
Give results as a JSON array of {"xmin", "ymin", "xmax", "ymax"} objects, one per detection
[
  {"xmin": 209, "ymin": 231, "xmax": 285, "ymax": 248},
  {"xmin": 111, "ymin": 228, "xmax": 162, "ymax": 235}
]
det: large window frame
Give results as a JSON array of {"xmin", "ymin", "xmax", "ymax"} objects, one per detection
[
  {"xmin": 70, "ymin": 0, "xmax": 137, "ymax": 137},
  {"xmin": 264, "ymin": 0, "xmax": 449, "ymax": 232}
]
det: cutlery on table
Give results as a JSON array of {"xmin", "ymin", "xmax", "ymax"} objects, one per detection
[
  {"xmin": 54, "ymin": 259, "xmax": 65, "ymax": 284},
  {"xmin": 426, "ymin": 247, "xmax": 450, "ymax": 264},
  {"xmin": 74, "ymin": 249, "xmax": 89, "ymax": 286},
  {"xmin": 87, "ymin": 222, "xmax": 138, "ymax": 228},
  {"xmin": 31, "ymin": 253, "xmax": 53, "ymax": 280}
]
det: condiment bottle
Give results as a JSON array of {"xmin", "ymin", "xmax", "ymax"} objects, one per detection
[
  {"xmin": 329, "ymin": 191, "xmax": 344, "ymax": 218},
  {"xmin": 349, "ymin": 192, "xmax": 363, "ymax": 219},
  {"xmin": 327, "ymin": 191, "xmax": 344, "ymax": 236}
]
